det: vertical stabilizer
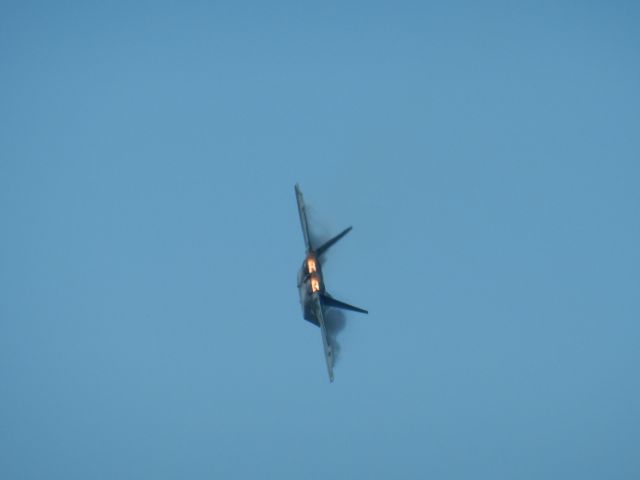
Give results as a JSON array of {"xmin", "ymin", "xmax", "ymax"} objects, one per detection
[
  {"xmin": 322, "ymin": 294, "xmax": 368, "ymax": 315},
  {"xmin": 316, "ymin": 226, "xmax": 352, "ymax": 257}
]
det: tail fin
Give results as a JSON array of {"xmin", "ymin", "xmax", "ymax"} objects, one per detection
[
  {"xmin": 315, "ymin": 227, "xmax": 352, "ymax": 257},
  {"xmin": 322, "ymin": 293, "xmax": 368, "ymax": 314}
]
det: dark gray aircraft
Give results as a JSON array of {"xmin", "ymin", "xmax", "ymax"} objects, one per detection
[{"xmin": 295, "ymin": 184, "xmax": 368, "ymax": 382}]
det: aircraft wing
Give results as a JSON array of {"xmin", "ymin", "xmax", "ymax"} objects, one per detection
[
  {"xmin": 314, "ymin": 294, "xmax": 334, "ymax": 382},
  {"xmin": 295, "ymin": 184, "xmax": 312, "ymax": 252}
]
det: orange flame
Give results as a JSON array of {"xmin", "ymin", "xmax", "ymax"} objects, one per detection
[
  {"xmin": 311, "ymin": 276, "xmax": 320, "ymax": 293},
  {"xmin": 307, "ymin": 257, "xmax": 317, "ymax": 273}
]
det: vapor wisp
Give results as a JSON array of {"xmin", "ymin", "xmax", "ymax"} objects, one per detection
[{"xmin": 324, "ymin": 307, "xmax": 347, "ymax": 365}]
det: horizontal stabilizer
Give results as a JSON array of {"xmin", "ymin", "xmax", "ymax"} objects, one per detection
[
  {"xmin": 316, "ymin": 227, "xmax": 352, "ymax": 257},
  {"xmin": 322, "ymin": 294, "xmax": 368, "ymax": 314}
]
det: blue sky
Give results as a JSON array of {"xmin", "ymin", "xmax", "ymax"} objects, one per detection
[{"xmin": 1, "ymin": 2, "xmax": 639, "ymax": 479}]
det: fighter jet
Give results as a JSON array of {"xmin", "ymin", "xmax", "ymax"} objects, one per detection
[{"xmin": 295, "ymin": 184, "xmax": 368, "ymax": 382}]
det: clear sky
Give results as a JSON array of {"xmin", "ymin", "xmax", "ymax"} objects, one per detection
[{"xmin": 1, "ymin": 2, "xmax": 639, "ymax": 479}]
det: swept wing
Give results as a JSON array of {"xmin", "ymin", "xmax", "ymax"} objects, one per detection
[{"xmin": 295, "ymin": 184, "xmax": 312, "ymax": 252}]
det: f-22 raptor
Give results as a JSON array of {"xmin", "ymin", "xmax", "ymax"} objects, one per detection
[{"xmin": 295, "ymin": 184, "xmax": 368, "ymax": 382}]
